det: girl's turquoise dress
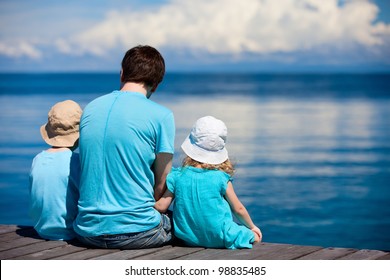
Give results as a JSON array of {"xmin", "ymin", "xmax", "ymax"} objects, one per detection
[{"xmin": 167, "ymin": 166, "xmax": 255, "ymax": 249}]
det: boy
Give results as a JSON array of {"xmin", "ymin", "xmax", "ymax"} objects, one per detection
[{"xmin": 29, "ymin": 100, "xmax": 82, "ymax": 240}]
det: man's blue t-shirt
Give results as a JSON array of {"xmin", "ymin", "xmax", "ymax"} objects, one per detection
[
  {"xmin": 74, "ymin": 91, "xmax": 175, "ymax": 237},
  {"xmin": 167, "ymin": 167, "xmax": 255, "ymax": 249},
  {"xmin": 29, "ymin": 150, "xmax": 80, "ymax": 240}
]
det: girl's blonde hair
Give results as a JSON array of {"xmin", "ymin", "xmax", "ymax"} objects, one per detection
[{"xmin": 182, "ymin": 156, "xmax": 235, "ymax": 176}]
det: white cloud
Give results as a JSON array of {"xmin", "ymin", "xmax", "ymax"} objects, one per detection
[
  {"xmin": 0, "ymin": 41, "xmax": 42, "ymax": 59},
  {"xmin": 59, "ymin": 0, "xmax": 390, "ymax": 57},
  {"xmin": 0, "ymin": 0, "xmax": 389, "ymax": 65}
]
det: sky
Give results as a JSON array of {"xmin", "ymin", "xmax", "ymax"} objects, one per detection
[{"xmin": 0, "ymin": 0, "xmax": 389, "ymax": 73}]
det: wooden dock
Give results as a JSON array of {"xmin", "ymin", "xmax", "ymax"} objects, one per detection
[{"xmin": 1, "ymin": 225, "xmax": 389, "ymax": 260}]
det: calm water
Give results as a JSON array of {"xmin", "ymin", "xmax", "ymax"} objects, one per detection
[{"xmin": 1, "ymin": 73, "xmax": 389, "ymax": 251}]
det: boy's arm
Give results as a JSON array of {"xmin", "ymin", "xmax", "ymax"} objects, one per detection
[
  {"xmin": 155, "ymin": 189, "xmax": 174, "ymax": 213},
  {"xmin": 225, "ymin": 182, "xmax": 262, "ymax": 241},
  {"xmin": 153, "ymin": 153, "xmax": 173, "ymax": 201}
]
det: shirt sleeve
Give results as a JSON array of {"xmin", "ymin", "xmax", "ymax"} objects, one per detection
[
  {"xmin": 220, "ymin": 172, "xmax": 232, "ymax": 195},
  {"xmin": 166, "ymin": 168, "xmax": 178, "ymax": 194},
  {"xmin": 70, "ymin": 152, "xmax": 81, "ymax": 189},
  {"xmin": 156, "ymin": 112, "xmax": 175, "ymax": 154}
]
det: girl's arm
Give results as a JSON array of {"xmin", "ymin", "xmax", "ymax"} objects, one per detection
[
  {"xmin": 225, "ymin": 181, "xmax": 262, "ymax": 242},
  {"xmin": 154, "ymin": 189, "xmax": 174, "ymax": 213}
]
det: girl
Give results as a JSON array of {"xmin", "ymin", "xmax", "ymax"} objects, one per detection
[{"xmin": 155, "ymin": 116, "xmax": 262, "ymax": 249}]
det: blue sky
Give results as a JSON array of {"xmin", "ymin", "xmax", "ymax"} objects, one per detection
[{"xmin": 0, "ymin": 0, "xmax": 389, "ymax": 72}]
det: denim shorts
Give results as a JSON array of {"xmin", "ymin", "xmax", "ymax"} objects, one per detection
[{"xmin": 76, "ymin": 213, "xmax": 172, "ymax": 249}]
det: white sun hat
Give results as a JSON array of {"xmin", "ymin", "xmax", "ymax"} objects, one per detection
[{"xmin": 181, "ymin": 116, "xmax": 229, "ymax": 164}]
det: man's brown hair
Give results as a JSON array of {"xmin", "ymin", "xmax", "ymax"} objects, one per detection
[{"xmin": 121, "ymin": 45, "xmax": 165, "ymax": 91}]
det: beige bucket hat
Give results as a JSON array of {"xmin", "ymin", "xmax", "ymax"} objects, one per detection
[{"xmin": 40, "ymin": 100, "xmax": 82, "ymax": 148}]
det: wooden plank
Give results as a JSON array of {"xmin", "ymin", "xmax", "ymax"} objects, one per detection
[
  {"xmin": 336, "ymin": 249, "xmax": 389, "ymax": 260},
  {"xmin": 0, "ymin": 236, "xmax": 45, "ymax": 252},
  {"xmin": 259, "ymin": 244, "xmax": 323, "ymax": 260},
  {"xmin": 375, "ymin": 253, "xmax": 390, "ymax": 260},
  {"xmin": 133, "ymin": 246, "xmax": 206, "ymax": 260},
  {"xmin": 92, "ymin": 246, "xmax": 169, "ymax": 260},
  {"xmin": 218, "ymin": 243, "xmax": 322, "ymax": 260},
  {"xmin": 0, "ymin": 226, "xmax": 38, "ymax": 240},
  {"xmin": 51, "ymin": 248, "xmax": 120, "ymax": 260},
  {"xmin": 225, "ymin": 243, "xmax": 289, "ymax": 260},
  {"xmin": 248, "ymin": 243, "xmax": 308, "ymax": 260},
  {"xmin": 175, "ymin": 243, "xmax": 287, "ymax": 260},
  {"xmin": 0, "ymin": 240, "xmax": 67, "ymax": 259},
  {"xmin": 0, "ymin": 229, "xmax": 39, "ymax": 243},
  {"xmin": 10, "ymin": 244, "xmax": 88, "ymax": 260},
  {"xmin": 0, "ymin": 225, "xmax": 34, "ymax": 235},
  {"xmin": 296, "ymin": 247, "xmax": 357, "ymax": 260},
  {"xmin": 0, "ymin": 225, "xmax": 20, "ymax": 235},
  {"xmin": 0, "ymin": 227, "xmax": 41, "ymax": 248},
  {"xmin": 175, "ymin": 248, "xmax": 223, "ymax": 260},
  {"xmin": 0, "ymin": 225, "xmax": 388, "ymax": 260}
]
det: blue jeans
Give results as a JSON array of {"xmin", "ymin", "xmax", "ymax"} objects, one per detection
[{"xmin": 76, "ymin": 214, "xmax": 172, "ymax": 249}]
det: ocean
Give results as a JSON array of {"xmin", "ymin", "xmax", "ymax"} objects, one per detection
[{"xmin": 0, "ymin": 73, "xmax": 389, "ymax": 251}]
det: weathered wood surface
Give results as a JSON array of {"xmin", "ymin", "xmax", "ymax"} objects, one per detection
[{"xmin": 1, "ymin": 225, "xmax": 388, "ymax": 260}]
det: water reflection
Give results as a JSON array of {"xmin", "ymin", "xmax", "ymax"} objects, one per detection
[{"xmin": 157, "ymin": 95, "xmax": 390, "ymax": 171}]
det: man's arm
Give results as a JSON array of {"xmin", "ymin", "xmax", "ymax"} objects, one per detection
[{"xmin": 153, "ymin": 153, "xmax": 173, "ymax": 201}]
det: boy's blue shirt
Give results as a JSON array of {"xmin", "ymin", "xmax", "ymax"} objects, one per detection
[{"xmin": 29, "ymin": 149, "xmax": 80, "ymax": 240}]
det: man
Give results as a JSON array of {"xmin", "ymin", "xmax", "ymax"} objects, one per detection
[{"xmin": 74, "ymin": 45, "xmax": 175, "ymax": 249}]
